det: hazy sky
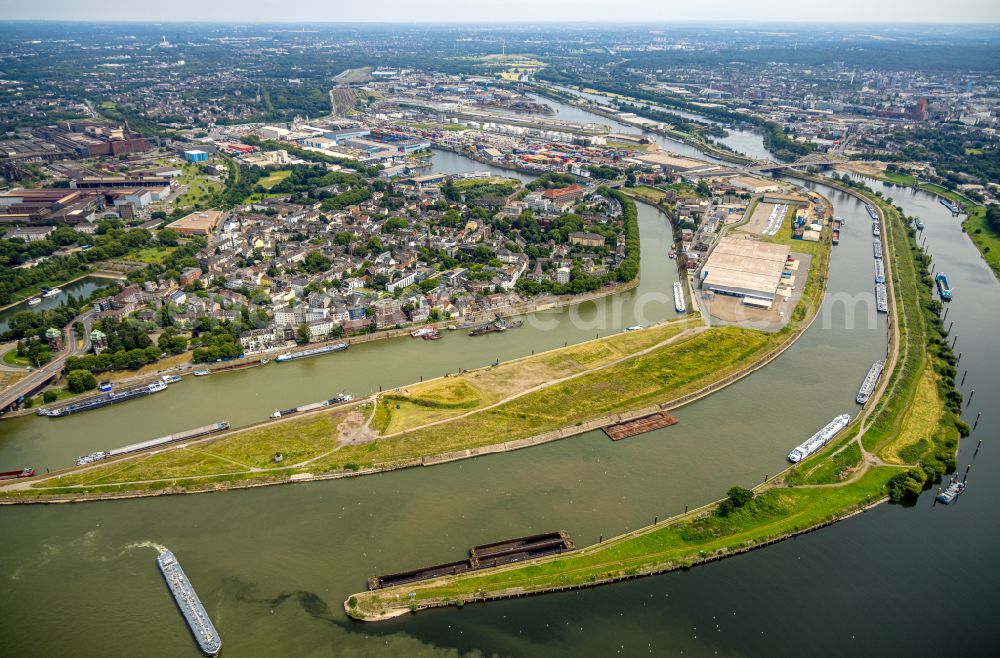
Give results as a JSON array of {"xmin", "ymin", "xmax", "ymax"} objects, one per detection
[{"xmin": 2, "ymin": 0, "xmax": 1000, "ymax": 23}]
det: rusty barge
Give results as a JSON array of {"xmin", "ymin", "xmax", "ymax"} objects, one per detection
[{"xmin": 603, "ymin": 412, "xmax": 678, "ymax": 441}]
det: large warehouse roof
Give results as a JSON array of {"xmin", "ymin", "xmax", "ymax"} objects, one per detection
[{"xmin": 702, "ymin": 238, "xmax": 790, "ymax": 300}]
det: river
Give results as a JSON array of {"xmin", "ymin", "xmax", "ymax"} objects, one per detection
[
  {"xmin": 533, "ymin": 85, "xmax": 773, "ymax": 162},
  {"xmin": 1, "ymin": 122, "xmax": 996, "ymax": 655}
]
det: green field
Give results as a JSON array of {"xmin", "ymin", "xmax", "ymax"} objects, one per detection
[
  {"xmin": 258, "ymin": 170, "xmax": 292, "ymax": 190},
  {"xmin": 125, "ymin": 246, "xmax": 176, "ymax": 265},
  {"xmin": 2, "ymin": 349, "xmax": 30, "ymax": 367}
]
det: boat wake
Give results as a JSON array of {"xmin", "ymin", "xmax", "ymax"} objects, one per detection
[{"xmin": 125, "ymin": 540, "xmax": 169, "ymax": 554}]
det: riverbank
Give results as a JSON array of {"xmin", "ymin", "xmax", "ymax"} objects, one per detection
[
  {"xmin": 526, "ymin": 83, "xmax": 751, "ymax": 165},
  {"xmin": 343, "ymin": 180, "xmax": 961, "ymax": 622},
  {"xmin": 834, "ymin": 166, "xmax": 999, "ymax": 280}
]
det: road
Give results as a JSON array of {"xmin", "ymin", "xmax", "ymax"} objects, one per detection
[{"xmin": 0, "ymin": 311, "xmax": 93, "ymax": 413}]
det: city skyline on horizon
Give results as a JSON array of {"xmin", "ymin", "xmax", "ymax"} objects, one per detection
[{"xmin": 2, "ymin": 0, "xmax": 999, "ymax": 25}]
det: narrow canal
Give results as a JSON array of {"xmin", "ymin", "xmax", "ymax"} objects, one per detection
[{"xmin": 0, "ymin": 163, "xmax": 907, "ymax": 656}]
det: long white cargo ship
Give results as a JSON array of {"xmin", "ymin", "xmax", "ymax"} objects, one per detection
[
  {"xmin": 271, "ymin": 394, "xmax": 353, "ymax": 418},
  {"xmin": 156, "ymin": 550, "xmax": 222, "ymax": 657},
  {"xmin": 856, "ymin": 360, "xmax": 885, "ymax": 405},
  {"xmin": 787, "ymin": 414, "xmax": 852, "ymax": 463},
  {"xmin": 874, "ymin": 259, "xmax": 885, "ymax": 284},
  {"xmin": 275, "ymin": 342, "xmax": 348, "ymax": 362},
  {"xmin": 673, "ymin": 281, "xmax": 686, "ymax": 313},
  {"xmin": 75, "ymin": 422, "xmax": 230, "ymax": 465},
  {"xmin": 38, "ymin": 380, "xmax": 168, "ymax": 417},
  {"xmin": 873, "ymin": 240, "xmax": 883, "ymax": 259},
  {"xmin": 876, "ymin": 283, "xmax": 888, "ymax": 313}
]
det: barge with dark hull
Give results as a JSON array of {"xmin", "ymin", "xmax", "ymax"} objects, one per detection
[
  {"xmin": 367, "ymin": 531, "xmax": 575, "ymax": 591},
  {"xmin": 37, "ymin": 380, "xmax": 168, "ymax": 417}
]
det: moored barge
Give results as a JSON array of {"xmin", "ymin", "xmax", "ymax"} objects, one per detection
[
  {"xmin": 367, "ymin": 531, "xmax": 575, "ymax": 591},
  {"xmin": 38, "ymin": 380, "xmax": 168, "ymax": 418}
]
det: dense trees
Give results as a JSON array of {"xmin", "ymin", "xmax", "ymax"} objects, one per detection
[{"xmin": 65, "ymin": 369, "xmax": 97, "ymax": 394}]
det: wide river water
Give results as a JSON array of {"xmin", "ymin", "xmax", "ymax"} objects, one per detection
[{"xmin": 0, "ymin": 101, "xmax": 996, "ymax": 657}]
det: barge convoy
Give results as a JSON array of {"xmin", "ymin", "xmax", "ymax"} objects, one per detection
[
  {"xmin": 38, "ymin": 380, "xmax": 168, "ymax": 417},
  {"xmin": 275, "ymin": 342, "xmax": 348, "ymax": 362},
  {"xmin": 673, "ymin": 281, "xmax": 686, "ymax": 313},
  {"xmin": 75, "ymin": 422, "xmax": 230, "ymax": 465},
  {"xmin": 156, "ymin": 550, "xmax": 222, "ymax": 657},
  {"xmin": 368, "ymin": 531, "xmax": 575, "ymax": 591},
  {"xmin": 856, "ymin": 360, "xmax": 885, "ymax": 405},
  {"xmin": 271, "ymin": 394, "xmax": 353, "ymax": 418},
  {"xmin": 787, "ymin": 414, "xmax": 852, "ymax": 463}
]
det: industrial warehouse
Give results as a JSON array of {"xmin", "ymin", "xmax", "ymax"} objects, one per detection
[{"xmin": 700, "ymin": 237, "xmax": 792, "ymax": 304}]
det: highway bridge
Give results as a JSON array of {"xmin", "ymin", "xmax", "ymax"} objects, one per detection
[
  {"xmin": 0, "ymin": 311, "xmax": 93, "ymax": 416},
  {"xmin": 707, "ymin": 154, "xmax": 848, "ymax": 178}
]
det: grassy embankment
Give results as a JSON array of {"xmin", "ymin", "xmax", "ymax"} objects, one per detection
[{"xmin": 343, "ymin": 183, "xmax": 963, "ymax": 621}]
